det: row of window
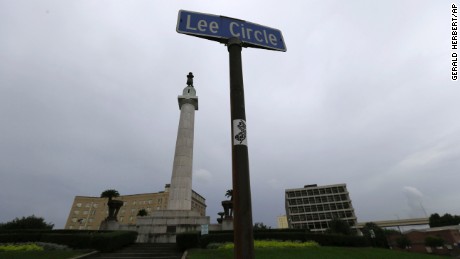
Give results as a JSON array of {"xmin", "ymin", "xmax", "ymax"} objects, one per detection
[
  {"xmin": 287, "ymin": 194, "xmax": 349, "ymax": 205},
  {"xmin": 73, "ymin": 210, "xmax": 97, "ymax": 215},
  {"xmin": 286, "ymin": 186, "xmax": 346, "ymax": 198},
  {"xmin": 69, "ymin": 225, "xmax": 94, "ymax": 230},
  {"xmin": 76, "ymin": 203, "xmax": 99, "ymax": 208},
  {"xmin": 289, "ymin": 202, "xmax": 352, "ymax": 213},
  {"xmin": 75, "ymin": 198, "xmax": 165, "ymax": 208},
  {"xmin": 129, "ymin": 199, "xmax": 162, "ymax": 206},
  {"xmin": 71, "ymin": 217, "xmax": 95, "ymax": 223},
  {"xmin": 290, "ymin": 211, "xmax": 355, "ymax": 222},
  {"xmin": 291, "ymin": 219, "xmax": 356, "ymax": 230}
]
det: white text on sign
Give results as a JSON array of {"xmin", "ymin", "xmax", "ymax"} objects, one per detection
[{"xmin": 185, "ymin": 15, "xmax": 278, "ymax": 46}]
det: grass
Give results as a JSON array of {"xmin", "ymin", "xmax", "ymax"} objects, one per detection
[
  {"xmin": 187, "ymin": 246, "xmax": 444, "ymax": 259},
  {"xmin": 0, "ymin": 243, "xmax": 90, "ymax": 259},
  {"xmin": 0, "ymin": 250, "xmax": 85, "ymax": 259},
  {"xmin": 0, "ymin": 243, "xmax": 43, "ymax": 252}
]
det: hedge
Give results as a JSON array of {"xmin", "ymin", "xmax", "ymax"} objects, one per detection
[
  {"xmin": 176, "ymin": 229, "xmax": 369, "ymax": 251},
  {"xmin": 0, "ymin": 230, "xmax": 137, "ymax": 252}
]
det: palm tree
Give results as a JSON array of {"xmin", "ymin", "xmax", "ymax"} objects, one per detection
[
  {"xmin": 100, "ymin": 189, "xmax": 120, "ymax": 201},
  {"xmin": 100, "ymin": 189, "xmax": 122, "ymax": 221}
]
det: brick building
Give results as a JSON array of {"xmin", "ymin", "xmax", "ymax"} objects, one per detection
[
  {"xmin": 64, "ymin": 184, "xmax": 206, "ymax": 230},
  {"xmin": 387, "ymin": 225, "xmax": 460, "ymax": 256}
]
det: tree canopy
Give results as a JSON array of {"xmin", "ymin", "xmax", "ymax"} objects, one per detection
[
  {"xmin": 100, "ymin": 189, "xmax": 120, "ymax": 200},
  {"xmin": 0, "ymin": 215, "xmax": 54, "ymax": 230},
  {"xmin": 137, "ymin": 209, "xmax": 148, "ymax": 217},
  {"xmin": 361, "ymin": 222, "xmax": 388, "ymax": 247},
  {"xmin": 253, "ymin": 222, "xmax": 270, "ymax": 230},
  {"xmin": 326, "ymin": 218, "xmax": 353, "ymax": 235},
  {"xmin": 429, "ymin": 213, "xmax": 460, "ymax": 227}
]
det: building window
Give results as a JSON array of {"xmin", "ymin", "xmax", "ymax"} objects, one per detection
[
  {"xmin": 76, "ymin": 203, "xmax": 82, "ymax": 208},
  {"xmin": 72, "ymin": 218, "xmax": 77, "ymax": 223},
  {"xmin": 167, "ymin": 226, "xmax": 176, "ymax": 233},
  {"xmin": 74, "ymin": 210, "xmax": 80, "ymax": 215}
]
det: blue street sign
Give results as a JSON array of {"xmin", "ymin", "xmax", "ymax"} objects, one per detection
[{"xmin": 176, "ymin": 10, "xmax": 287, "ymax": 52}]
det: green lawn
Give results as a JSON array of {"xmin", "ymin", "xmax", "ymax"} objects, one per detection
[
  {"xmin": 0, "ymin": 250, "xmax": 85, "ymax": 259},
  {"xmin": 187, "ymin": 247, "xmax": 444, "ymax": 259}
]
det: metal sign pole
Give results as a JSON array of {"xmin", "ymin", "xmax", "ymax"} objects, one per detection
[{"xmin": 227, "ymin": 37, "xmax": 255, "ymax": 259}]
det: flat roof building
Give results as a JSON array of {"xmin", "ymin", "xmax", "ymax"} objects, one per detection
[
  {"xmin": 285, "ymin": 183, "xmax": 357, "ymax": 233},
  {"xmin": 64, "ymin": 184, "xmax": 206, "ymax": 230}
]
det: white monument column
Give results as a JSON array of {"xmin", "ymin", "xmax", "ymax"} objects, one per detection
[{"xmin": 167, "ymin": 72, "xmax": 198, "ymax": 210}]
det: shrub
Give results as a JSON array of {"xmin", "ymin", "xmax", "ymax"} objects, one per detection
[
  {"xmin": 218, "ymin": 240, "xmax": 320, "ymax": 249},
  {"xmin": 190, "ymin": 229, "xmax": 368, "ymax": 249},
  {"xmin": 395, "ymin": 235, "xmax": 411, "ymax": 249},
  {"xmin": 90, "ymin": 231, "xmax": 137, "ymax": 252},
  {"xmin": 176, "ymin": 232, "xmax": 201, "ymax": 251},
  {"xmin": 0, "ymin": 230, "xmax": 137, "ymax": 252},
  {"xmin": 0, "ymin": 215, "xmax": 53, "ymax": 230},
  {"xmin": 425, "ymin": 236, "xmax": 444, "ymax": 247},
  {"xmin": 200, "ymin": 232, "xmax": 234, "ymax": 248},
  {"xmin": 0, "ymin": 243, "xmax": 44, "ymax": 252}
]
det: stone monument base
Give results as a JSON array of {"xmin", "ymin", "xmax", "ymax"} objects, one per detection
[
  {"xmin": 99, "ymin": 219, "xmax": 120, "ymax": 231},
  {"xmin": 136, "ymin": 210, "xmax": 210, "ymax": 243}
]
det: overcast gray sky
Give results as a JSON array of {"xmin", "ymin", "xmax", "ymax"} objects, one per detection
[{"xmin": 1, "ymin": 0, "xmax": 458, "ymax": 229}]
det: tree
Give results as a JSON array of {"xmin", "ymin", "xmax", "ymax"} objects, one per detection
[
  {"xmin": 253, "ymin": 222, "xmax": 270, "ymax": 230},
  {"xmin": 429, "ymin": 213, "xmax": 460, "ymax": 227},
  {"xmin": 137, "ymin": 209, "xmax": 148, "ymax": 217},
  {"xmin": 327, "ymin": 218, "xmax": 353, "ymax": 235},
  {"xmin": 425, "ymin": 236, "xmax": 444, "ymax": 247},
  {"xmin": 100, "ymin": 189, "xmax": 120, "ymax": 201},
  {"xmin": 0, "ymin": 215, "xmax": 54, "ymax": 230},
  {"xmin": 361, "ymin": 222, "xmax": 388, "ymax": 247},
  {"xmin": 396, "ymin": 235, "xmax": 411, "ymax": 249},
  {"xmin": 100, "ymin": 189, "xmax": 122, "ymax": 221}
]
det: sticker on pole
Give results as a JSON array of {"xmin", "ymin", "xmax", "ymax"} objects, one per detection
[{"xmin": 233, "ymin": 119, "xmax": 247, "ymax": 146}]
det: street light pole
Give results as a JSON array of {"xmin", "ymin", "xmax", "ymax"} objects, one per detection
[{"xmin": 227, "ymin": 37, "xmax": 255, "ymax": 259}]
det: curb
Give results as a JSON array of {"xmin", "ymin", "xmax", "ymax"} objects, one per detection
[{"xmin": 68, "ymin": 250, "xmax": 99, "ymax": 259}]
